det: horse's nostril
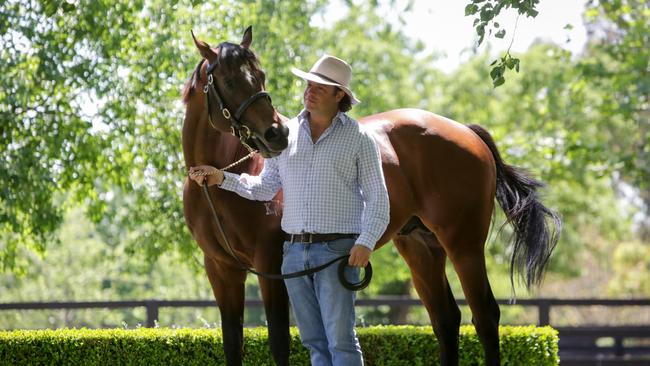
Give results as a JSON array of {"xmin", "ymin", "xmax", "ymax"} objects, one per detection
[
  {"xmin": 263, "ymin": 123, "xmax": 288, "ymax": 151},
  {"xmin": 265, "ymin": 123, "xmax": 287, "ymax": 142},
  {"xmin": 264, "ymin": 126, "xmax": 278, "ymax": 141}
]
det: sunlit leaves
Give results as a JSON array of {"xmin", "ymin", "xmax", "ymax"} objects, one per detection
[
  {"xmin": 1, "ymin": 0, "xmax": 331, "ymax": 272},
  {"xmin": 580, "ymin": 0, "xmax": 650, "ymax": 194},
  {"xmin": 489, "ymin": 53, "xmax": 519, "ymax": 87},
  {"xmin": 465, "ymin": 0, "xmax": 540, "ymax": 87}
]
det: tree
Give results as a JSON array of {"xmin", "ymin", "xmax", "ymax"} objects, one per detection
[
  {"xmin": 1, "ymin": 0, "xmax": 139, "ymax": 272},
  {"xmin": 580, "ymin": 0, "xmax": 649, "ymax": 235},
  {"xmin": 0, "ymin": 206, "xmax": 228, "ymax": 329},
  {"xmin": 1, "ymin": 0, "xmax": 326, "ymax": 272}
]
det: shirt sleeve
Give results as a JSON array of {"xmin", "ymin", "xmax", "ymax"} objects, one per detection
[
  {"xmin": 219, "ymin": 157, "xmax": 281, "ymax": 201},
  {"xmin": 355, "ymin": 131, "xmax": 390, "ymax": 250}
]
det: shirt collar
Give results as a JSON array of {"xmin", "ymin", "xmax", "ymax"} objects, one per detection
[{"xmin": 297, "ymin": 109, "xmax": 349, "ymax": 126}]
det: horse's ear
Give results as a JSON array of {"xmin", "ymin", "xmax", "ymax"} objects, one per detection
[
  {"xmin": 241, "ymin": 26, "xmax": 252, "ymax": 48},
  {"xmin": 191, "ymin": 30, "xmax": 215, "ymax": 60}
]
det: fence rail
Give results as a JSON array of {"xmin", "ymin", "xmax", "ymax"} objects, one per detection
[
  {"xmin": 1, "ymin": 297, "xmax": 649, "ymax": 365},
  {"xmin": 3, "ymin": 297, "xmax": 650, "ymax": 327}
]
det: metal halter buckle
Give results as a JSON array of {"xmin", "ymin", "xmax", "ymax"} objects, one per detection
[
  {"xmin": 241, "ymin": 125, "xmax": 251, "ymax": 138},
  {"xmin": 222, "ymin": 109, "xmax": 231, "ymax": 119},
  {"xmin": 203, "ymin": 75, "xmax": 213, "ymax": 94}
]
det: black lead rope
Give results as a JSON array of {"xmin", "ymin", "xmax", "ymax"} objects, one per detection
[{"xmin": 201, "ymin": 182, "xmax": 372, "ymax": 291}]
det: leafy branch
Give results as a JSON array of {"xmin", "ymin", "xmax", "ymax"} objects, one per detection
[{"xmin": 465, "ymin": 0, "xmax": 540, "ymax": 87}]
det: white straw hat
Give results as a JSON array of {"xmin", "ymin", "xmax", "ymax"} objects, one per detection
[{"xmin": 291, "ymin": 54, "xmax": 360, "ymax": 105}]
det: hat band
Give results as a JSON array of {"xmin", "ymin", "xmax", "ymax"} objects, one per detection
[{"xmin": 311, "ymin": 72, "xmax": 345, "ymax": 87}]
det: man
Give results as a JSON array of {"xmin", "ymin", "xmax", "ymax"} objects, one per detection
[{"xmin": 189, "ymin": 54, "xmax": 390, "ymax": 366}]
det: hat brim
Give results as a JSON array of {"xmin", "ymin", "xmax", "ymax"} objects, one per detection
[{"xmin": 291, "ymin": 67, "xmax": 360, "ymax": 105}]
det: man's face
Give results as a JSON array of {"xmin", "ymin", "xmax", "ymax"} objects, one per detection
[{"xmin": 303, "ymin": 81, "xmax": 344, "ymax": 113}]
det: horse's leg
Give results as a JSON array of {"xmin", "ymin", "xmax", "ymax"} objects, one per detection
[
  {"xmin": 394, "ymin": 230, "xmax": 461, "ymax": 366},
  {"xmin": 435, "ymin": 225, "xmax": 500, "ymax": 366},
  {"xmin": 256, "ymin": 248, "xmax": 291, "ymax": 366},
  {"xmin": 204, "ymin": 255, "xmax": 247, "ymax": 366}
]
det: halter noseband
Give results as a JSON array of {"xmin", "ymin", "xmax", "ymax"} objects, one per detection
[{"xmin": 203, "ymin": 60, "xmax": 271, "ymax": 147}]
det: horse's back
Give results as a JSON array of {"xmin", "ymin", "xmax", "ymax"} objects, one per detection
[
  {"xmin": 360, "ymin": 108, "xmax": 497, "ymax": 228},
  {"xmin": 359, "ymin": 108, "xmax": 493, "ymax": 162}
]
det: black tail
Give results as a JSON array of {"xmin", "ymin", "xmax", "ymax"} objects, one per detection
[{"xmin": 468, "ymin": 124, "xmax": 562, "ymax": 290}]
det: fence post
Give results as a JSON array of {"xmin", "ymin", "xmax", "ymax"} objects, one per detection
[
  {"xmin": 614, "ymin": 336, "xmax": 624, "ymax": 357},
  {"xmin": 538, "ymin": 300, "xmax": 550, "ymax": 326},
  {"xmin": 145, "ymin": 300, "xmax": 159, "ymax": 328}
]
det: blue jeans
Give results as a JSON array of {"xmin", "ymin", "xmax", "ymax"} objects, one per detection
[{"xmin": 281, "ymin": 238, "xmax": 363, "ymax": 366}]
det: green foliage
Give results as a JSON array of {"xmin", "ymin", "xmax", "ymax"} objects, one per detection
[
  {"xmin": 464, "ymin": 0, "xmax": 541, "ymax": 87},
  {"xmin": 489, "ymin": 53, "xmax": 519, "ymax": 87},
  {"xmin": 465, "ymin": 0, "xmax": 540, "ymax": 45},
  {"xmin": 1, "ymin": 0, "xmax": 115, "ymax": 272},
  {"xmin": 1, "ymin": 0, "xmax": 327, "ymax": 272},
  {"xmin": 0, "ymin": 208, "xmax": 219, "ymax": 329},
  {"xmin": 1, "ymin": 0, "xmax": 142, "ymax": 272},
  {"xmin": 361, "ymin": 325, "xmax": 559, "ymax": 365},
  {"xmin": 581, "ymin": 0, "xmax": 650, "ymax": 194},
  {"xmin": 608, "ymin": 241, "xmax": 650, "ymax": 296},
  {"xmin": 0, "ymin": 325, "xmax": 559, "ymax": 366}
]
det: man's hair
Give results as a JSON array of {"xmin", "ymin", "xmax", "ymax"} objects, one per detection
[{"xmin": 334, "ymin": 88, "xmax": 352, "ymax": 112}]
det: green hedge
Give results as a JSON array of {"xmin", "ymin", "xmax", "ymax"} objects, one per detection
[{"xmin": 0, "ymin": 325, "xmax": 558, "ymax": 365}]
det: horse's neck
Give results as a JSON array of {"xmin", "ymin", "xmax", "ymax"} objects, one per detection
[
  {"xmin": 182, "ymin": 116, "xmax": 262, "ymax": 174},
  {"xmin": 182, "ymin": 109, "xmax": 229, "ymax": 166}
]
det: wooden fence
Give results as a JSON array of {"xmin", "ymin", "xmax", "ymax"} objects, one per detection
[{"xmin": 1, "ymin": 298, "xmax": 649, "ymax": 365}]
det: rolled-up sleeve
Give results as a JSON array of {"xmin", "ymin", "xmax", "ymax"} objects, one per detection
[
  {"xmin": 355, "ymin": 132, "xmax": 390, "ymax": 250},
  {"xmin": 220, "ymin": 157, "xmax": 281, "ymax": 201}
]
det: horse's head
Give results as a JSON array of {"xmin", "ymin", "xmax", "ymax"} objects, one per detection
[{"xmin": 191, "ymin": 27, "xmax": 288, "ymax": 158}]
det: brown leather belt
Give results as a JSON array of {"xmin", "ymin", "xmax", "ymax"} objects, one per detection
[{"xmin": 285, "ymin": 233, "xmax": 358, "ymax": 244}]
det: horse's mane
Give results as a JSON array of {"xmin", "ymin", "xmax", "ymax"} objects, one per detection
[
  {"xmin": 181, "ymin": 42, "xmax": 263, "ymax": 105},
  {"xmin": 181, "ymin": 59, "xmax": 205, "ymax": 104}
]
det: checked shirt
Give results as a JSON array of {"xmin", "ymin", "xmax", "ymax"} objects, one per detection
[{"xmin": 220, "ymin": 109, "xmax": 390, "ymax": 250}]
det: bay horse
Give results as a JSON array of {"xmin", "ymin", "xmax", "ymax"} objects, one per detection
[{"xmin": 182, "ymin": 27, "xmax": 561, "ymax": 366}]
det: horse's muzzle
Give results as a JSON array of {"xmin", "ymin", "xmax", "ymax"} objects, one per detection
[{"xmin": 261, "ymin": 122, "xmax": 289, "ymax": 154}]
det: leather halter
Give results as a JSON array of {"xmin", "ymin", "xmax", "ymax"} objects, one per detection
[{"xmin": 203, "ymin": 60, "xmax": 270, "ymax": 148}]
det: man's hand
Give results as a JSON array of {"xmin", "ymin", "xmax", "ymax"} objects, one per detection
[
  {"xmin": 348, "ymin": 244, "xmax": 372, "ymax": 267},
  {"xmin": 188, "ymin": 165, "xmax": 223, "ymax": 186}
]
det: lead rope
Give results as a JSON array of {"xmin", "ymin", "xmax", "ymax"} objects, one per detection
[
  {"xmin": 193, "ymin": 162, "xmax": 371, "ymax": 291},
  {"xmin": 199, "ymin": 180, "xmax": 371, "ymax": 290}
]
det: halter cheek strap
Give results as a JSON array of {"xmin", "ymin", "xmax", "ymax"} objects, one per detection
[{"xmin": 203, "ymin": 61, "xmax": 271, "ymax": 148}]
